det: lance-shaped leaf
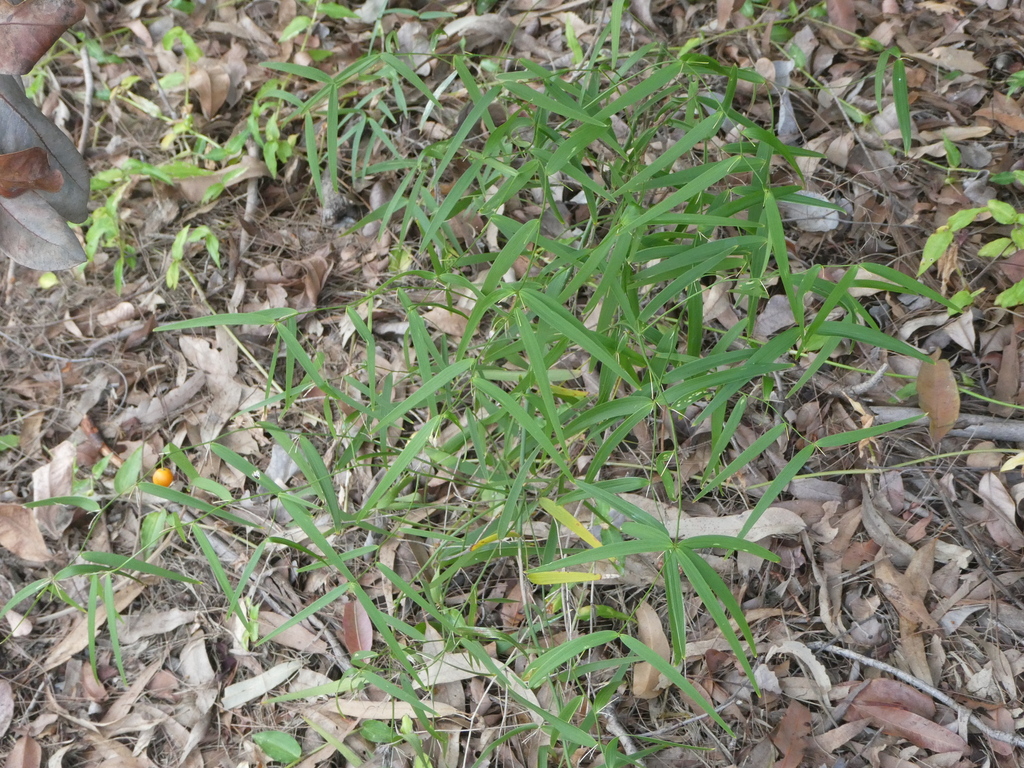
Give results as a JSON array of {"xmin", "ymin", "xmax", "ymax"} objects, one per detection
[
  {"xmin": 0, "ymin": 75, "xmax": 89, "ymax": 222},
  {"xmin": 0, "ymin": 147, "xmax": 62, "ymax": 197},
  {"xmin": 0, "ymin": 189, "xmax": 86, "ymax": 269},
  {"xmin": 0, "ymin": 0, "xmax": 85, "ymax": 75}
]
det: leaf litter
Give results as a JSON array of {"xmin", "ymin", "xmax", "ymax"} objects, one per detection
[{"xmin": 4, "ymin": 0, "xmax": 1024, "ymax": 766}]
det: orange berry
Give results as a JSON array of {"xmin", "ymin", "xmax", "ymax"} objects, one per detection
[{"xmin": 152, "ymin": 468, "xmax": 174, "ymax": 487}]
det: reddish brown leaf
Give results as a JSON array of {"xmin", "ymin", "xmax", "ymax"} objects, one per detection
[
  {"xmin": 917, "ymin": 351, "xmax": 960, "ymax": 442},
  {"xmin": 771, "ymin": 701, "xmax": 812, "ymax": 768},
  {"xmin": 845, "ymin": 702, "xmax": 967, "ymax": 754},
  {"xmin": 339, "ymin": 600, "xmax": 373, "ymax": 655},
  {"xmin": 0, "ymin": 0, "xmax": 85, "ymax": 76},
  {"xmin": 843, "ymin": 679, "xmax": 968, "ymax": 755},
  {"xmin": 0, "ymin": 147, "xmax": 62, "ymax": 198}
]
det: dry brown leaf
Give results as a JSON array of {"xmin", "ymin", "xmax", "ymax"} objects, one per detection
[
  {"xmin": 0, "ymin": 147, "xmax": 62, "ymax": 198},
  {"xmin": 322, "ymin": 698, "xmax": 461, "ymax": 720},
  {"xmin": 188, "ymin": 60, "xmax": 230, "ymax": 118},
  {"xmin": 844, "ymin": 679, "xmax": 967, "ymax": 754},
  {"xmin": 4, "ymin": 736, "xmax": 41, "ymax": 768},
  {"xmin": 339, "ymin": 600, "xmax": 373, "ymax": 655},
  {"xmin": 0, "ymin": 503, "xmax": 50, "ymax": 563},
  {"xmin": 30, "ymin": 439, "xmax": 76, "ymax": 538},
  {"xmin": 632, "ymin": 601, "xmax": 671, "ymax": 699},
  {"xmin": 874, "ymin": 558, "xmax": 939, "ymax": 632},
  {"xmin": 917, "ymin": 351, "xmax": 959, "ymax": 441},
  {"xmin": 825, "ymin": 0, "xmax": 857, "ymax": 41},
  {"xmin": 422, "ymin": 306, "xmax": 469, "ymax": 338},
  {"xmin": 258, "ymin": 611, "xmax": 329, "ymax": 654},
  {"xmin": 991, "ymin": 335, "xmax": 1018, "ymax": 417},
  {"xmin": 771, "ymin": 700, "xmax": 812, "ymax": 768},
  {"xmin": 980, "ymin": 707, "xmax": 1017, "ymax": 756}
]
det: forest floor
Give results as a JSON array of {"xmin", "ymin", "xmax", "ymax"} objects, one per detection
[{"xmin": 4, "ymin": 0, "xmax": 1024, "ymax": 767}]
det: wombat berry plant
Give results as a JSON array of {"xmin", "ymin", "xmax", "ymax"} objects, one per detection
[{"xmin": 0, "ymin": 0, "xmax": 90, "ymax": 270}]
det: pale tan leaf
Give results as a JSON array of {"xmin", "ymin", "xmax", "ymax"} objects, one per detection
[
  {"xmin": 30, "ymin": 440, "xmax": 76, "ymax": 538},
  {"xmin": 917, "ymin": 352, "xmax": 960, "ymax": 441},
  {"xmin": 329, "ymin": 698, "xmax": 461, "ymax": 719},
  {"xmin": 4, "ymin": 737, "xmax": 41, "ymax": 768},
  {"xmin": 636, "ymin": 601, "xmax": 671, "ymax": 661},
  {"xmin": 258, "ymin": 611, "xmax": 329, "ymax": 654},
  {"xmin": 874, "ymin": 558, "xmax": 939, "ymax": 631},
  {"xmin": 422, "ymin": 306, "xmax": 468, "ymax": 339},
  {"xmin": 175, "ymin": 155, "xmax": 268, "ymax": 203},
  {"xmin": 0, "ymin": 504, "xmax": 50, "ymax": 563},
  {"xmin": 221, "ymin": 660, "xmax": 301, "ymax": 709},
  {"xmin": 632, "ymin": 601, "xmax": 671, "ymax": 699},
  {"xmin": 0, "ymin": 680, "xmax": 11, "ymax": 739}
]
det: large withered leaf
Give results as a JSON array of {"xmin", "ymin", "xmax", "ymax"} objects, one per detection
[
  {"xmin": 0, "ymin": 0, "xmax": 85, "ymax": 75},
  {"xmin": 0, "ymin": 147, "xmax": 62, "ymax": 197},
  {"xmin": 917, "ymin": 351, "xmax": 960, "ymax": 442},
  {"xmin": 0, "ymin": 75, "xmax": 88, "ymax": 222},
  {"xmin": 0, "ymin": 189, "xmax": 85, "ymax": 269}
]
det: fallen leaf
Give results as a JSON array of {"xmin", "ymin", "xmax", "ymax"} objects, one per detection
[
  {"xmin": 632, "ymin": 601, "xmax": 671, "ymax": 699},
  {"xmin": 0, "ymin": 679, "xmax": 12, "ymax": 739},
  {"xmin": 917, "ymin": 351, "xmax": 960, "ymax": 441},
  {"xmin": 825, "ymin": 0, "xmax": 857, "ymax": 42},
  {"xmin": 339, "ymin": 600, "xmax": 373, "ymax": 655},
  {"xmin": 771, "ymin": 701, "xmax": 812, "ymax": 768},
  {"xmin": 0, "ymin": 503, "xmax": 50, "ymax": 563},
  {"xmin": 874, "ymin": 558, "xmax": 939, "ymax": 631},
  {"xmin": 0, "ymin": 0, "xmax": 85, "ymax": 75},
  {"xmin": 4, "ymin": 736, "xmax": 41, "ymax": 768},
  {"xmin": 844, "ymin": 679, "xmax": 968, "ymax": 754},
  {"xmin": 0, "ymin": 147, "xmax": 62, "ymax": 197}
]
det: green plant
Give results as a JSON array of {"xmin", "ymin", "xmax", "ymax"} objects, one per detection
[
  {"xmin": 4, "ymin": 19, "xmax": 945, "ymax": 765},
  {"xmin": 920, "ymin": 196, "xmax": 1024, "ymax": 307}
]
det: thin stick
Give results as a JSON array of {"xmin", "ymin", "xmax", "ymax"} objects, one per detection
[
  {"xmin": 78, "ymin": 46, "xmax": 93, "ymax": 155},
  {"xmin": 808, "ymin": 642, "xmax": 1024, "ymax": 749}
]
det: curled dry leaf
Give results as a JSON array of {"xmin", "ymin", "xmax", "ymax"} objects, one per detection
[
  {"xmin": 632, "ymin": 601, "xmax": 671, "ymax": 699},
  {"xmin": 917, "ymin": 351, "xmax": 960, "ymax": 441}
]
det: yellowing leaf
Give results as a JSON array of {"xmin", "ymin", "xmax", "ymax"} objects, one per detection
[
  {"xmin": 917, "ymin": 352, "xmax": 959, "ymax": 441},
  {"xmin": 527, "ymin": 570, "xmax": 604, "ymax": 585},
  {"xmin": 539, "ymin": 497, "xmax": 602, "ymax": 548},
  {"xmin": 1000, "ymin": 452, "xmax": 1024, "ymax": 472}
]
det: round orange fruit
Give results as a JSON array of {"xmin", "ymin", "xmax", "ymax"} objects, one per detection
[{"xmin": 152, "ymin": 468, "xmax": 174, "ymax": 487}]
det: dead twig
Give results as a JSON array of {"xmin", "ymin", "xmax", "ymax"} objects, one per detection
[
  {"xmin": 870, "ymin": 406, "xmax": 1024, "ymax": 443},
  {"xmin": 808, "ymin": 642, "xmax": 1024, "ymax": 749},
  {"xmin": 78, "ymin": 45, "xmax": 93, "ymax": 155}
]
